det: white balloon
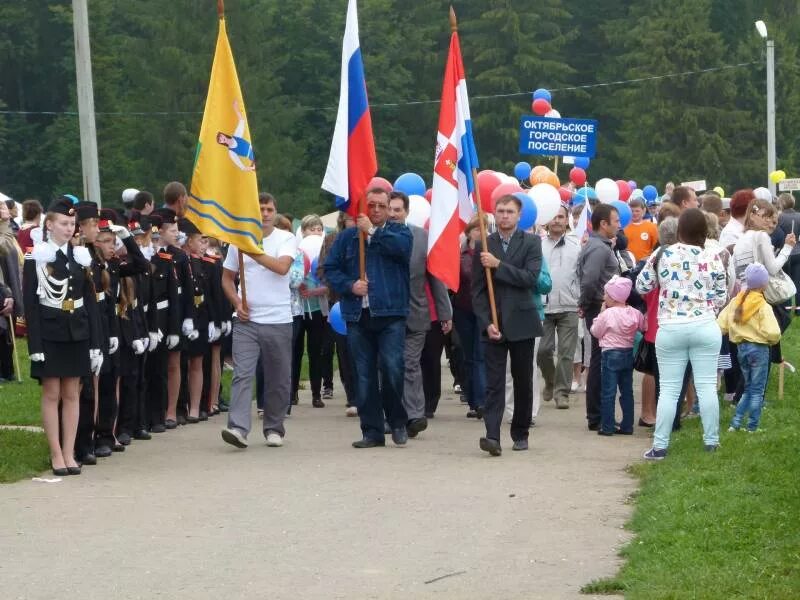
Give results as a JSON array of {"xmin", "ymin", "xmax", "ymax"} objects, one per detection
[
  {"xmin": 545, "ymin": 109, "xmax": 561, "ymax": 118},
  {"xmin": 298, "ymin": 233, "xmax": 323, "ymax": 259},
  {"xmin": 529, "ymin": 183, "xmax": 561, "ymax": 225},
  {"xmin": 407, "ymin": 195, "xmax": 431, "ymax": 228},
  {"xmin": 595, "ymin": 178, "xmax": 619, "ymax": 203},
  {"xmin": 753, "ymin": 186, "xmax": 772, "ymax": 201},
  {"xmin": 498, "ymin": 173, "xmax": 517, "ymax": 185}
]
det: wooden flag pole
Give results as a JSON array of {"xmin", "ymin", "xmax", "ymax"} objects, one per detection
[
  {"xmin": 359, "ymin": 192, "xmax": 366, "ymax": 280},
  {"xmin": 238, "ymin": 249, "xmax": 248, "ymax": 314},
  {"xmin": 8, "ymin": 316, "xmax": 21, "ymax": 383}
]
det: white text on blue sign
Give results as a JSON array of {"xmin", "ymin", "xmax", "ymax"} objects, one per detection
[{"xmin": 518, "ymin": 116, "xmax": 599, "ymax": 158}]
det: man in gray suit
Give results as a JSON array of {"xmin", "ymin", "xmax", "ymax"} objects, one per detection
[
  {"xmin": 472, "ymin": 194, "xmax": 542, "ymax": 456},
  {"xmin": 388, "ymin": 191, "xmax": 452, "ymax": 437}
]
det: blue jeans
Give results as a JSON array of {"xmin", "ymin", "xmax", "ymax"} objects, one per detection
[
  {"xmin": 347, "ymin": 310, "xmax": 407, "ymax": 441},
  {"xmin": 600, "ymin": 349, "xmax": 634, "ymax": 433},
  {"xmin": 453, "ymin": 307, "xmax": 486, "ymax": 410},
  {"xmin": 654, "ymin": 320, "xmax": 721, "ymax": 449},
  {"xmin": 731, "ymin": 342, "xmax": 770, "ymax": 431}
]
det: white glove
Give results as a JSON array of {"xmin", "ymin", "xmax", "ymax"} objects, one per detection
[
  {"xmin": 208, "ymin": 323, "xmax": 220, "ymax": 342},
  {"xmin": 148, "ymin": 331, "xmax": 159, "ymax": 351},
  {"xmin": 141, "ymin": 337, "xmax": 149, "ymax": 351},
  {"xmin": 157, "ymin": 329, "xmax": 164, "ymax": 342},
  {"xmin": 166, "ymin": 334, "xmax": 180, "ymax": 350},
  {"xmin": 30, "ymin": 353, "xmax": 45, "ymax": 362},
  {"xmin": 90, "ymin": 349, "xmax": 103, "ymax": 376},
  {"xmin": 110, "ymin": 224, "xmax": 131, "ymax": 239},
  {"xmin": 222, "ymin": 321, "xmax": 232, "ymax": 336},
  {"xmin": 187, "ymin": 328, "xmax": 199, "ymax": 341},
  {"xmin": 132, "ymin": 339, "xmax": 145, "ymax": 355},
  {"xmin": 108, "ymin": 336, "xmax": 119, "ymax": 354},
  {"xmin": 181, "ymin": 318, "xmax": 195, "ymax": 336}
]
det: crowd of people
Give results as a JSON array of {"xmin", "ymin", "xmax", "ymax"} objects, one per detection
[{"xmin": 0, "ymin": 179, "xmax": 795, "ymax": 473}]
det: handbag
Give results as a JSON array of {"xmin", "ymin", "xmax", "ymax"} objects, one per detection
[
  {"xmin": 633, "ymin": 338, "xmax": 656, "ymax": 374},
  {"xmin": 757, "ymin": 241, "xmax": 797, "ymax": 305}
]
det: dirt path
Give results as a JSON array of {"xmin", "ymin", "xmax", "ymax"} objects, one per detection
[{"xmin": 1, "ymin": 372, "xmax": 646, "ymax": 599}]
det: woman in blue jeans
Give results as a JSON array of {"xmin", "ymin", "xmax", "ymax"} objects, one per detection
[{"xmin": 635, "ymin": 209, "xmax": 728, "ymax": 459}]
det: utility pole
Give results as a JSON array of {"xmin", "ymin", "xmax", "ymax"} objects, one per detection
[{"xmin": 72, "ymin": 0, "xmax": 102, "ymax": 207}]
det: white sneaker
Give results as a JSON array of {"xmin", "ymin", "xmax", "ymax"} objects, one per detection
[
  {"xmin": 221, "ymin": 428, "xmax": 248, "ymax": 448},
  {"xmin": 266, "ymin": 432, "xmax": 283, "ymax": 447},
  {"xmin": 570, "ymin": 381, "xmax": 579, "ymax": 393},
  {"xmin": 257, "ymin": 409, "xmax": 264, "ymax": 419},
  {"xmin": 453, "ymin": 384, "xmax": 462, "ymax": 393},
  {"xmin": 345, "ymin": 406, "xmax": 358, "ymax": 417}
]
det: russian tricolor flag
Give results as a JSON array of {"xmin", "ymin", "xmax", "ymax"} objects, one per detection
[
  {"xmin": 427, "ymin": 30, "xmax": 479, "ymax": 291},
  {"xmin": 322, "ymin": 0, "xmax": 377, "ymax": 217}
]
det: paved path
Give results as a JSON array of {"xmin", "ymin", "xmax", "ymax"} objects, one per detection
[{"xmin": 1, "ymin": 375, "xmax": 649, "ymax": 599}]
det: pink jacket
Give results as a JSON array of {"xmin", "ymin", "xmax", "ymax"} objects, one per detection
[{"xmin": 590, "ymin": 305, "xmax": 647, "ymax": 350}]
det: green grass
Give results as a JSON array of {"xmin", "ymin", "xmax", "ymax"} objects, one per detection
[
  {"xmin": 0, "ymin": 429, "xmax": 50, "ymax": 482},
  {"xmin": 0, "ymin": 341, "xmax": 38, "ymax": 426},
  {"xmin": 584, "ymin": 325, "xmax": 800, "ymax": 599}
]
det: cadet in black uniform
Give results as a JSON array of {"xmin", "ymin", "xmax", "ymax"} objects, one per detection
[
  {"xmin": 24, "ymin": 198, "xmax": 102, "ymax": 476},
  {"xmin": 202, "ymin": 237, "xmax": 232, "ymax": 416},
  {"xmin": 146, "ymin": 213, "xmax": 181, "ymax": 432}
]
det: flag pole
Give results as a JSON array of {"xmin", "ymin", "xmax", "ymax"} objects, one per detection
[
  {"xmin": 359, "ymin": 193, "xmax": 366, "ymax": 280},
  {"xmin": 450, "ymin": 7, "xmax": 498, "ymax": 329},
  {"xmin": 7, "ymin": 316, "xmax": 21, "ymax": 383}
]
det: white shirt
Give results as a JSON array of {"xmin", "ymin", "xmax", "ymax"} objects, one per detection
[
  {"xmin": 223, "ymin": 229, "xmax": 297, "ymax": 324},
  {"xmin": 719, "ymin": 218, "xmax": 744, "ymax": 249}
]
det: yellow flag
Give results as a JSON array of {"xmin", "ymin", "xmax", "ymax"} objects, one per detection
[{"xmin": 188, "ymin": 17, "xmax": 263, "ymax": 255}]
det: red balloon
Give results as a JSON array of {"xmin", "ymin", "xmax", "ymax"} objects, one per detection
[
  {"xmin": 423, "ymin": 218, "xmax": 430, "ymax": 231},
  {"xmin": 424, "ymin": 188, "xmax": 432, "ymax": 202},
  {"xmin": 477, "ymin": 170, "xmax": 502, "ymax": 212},
  {"xmin": 302, "ymin": 252, "xmax": 311, "ymax": 276},
  {"xmin": 532, "ymin": 98, "xmax": 551, "ymax": 116},
  {"xmin": 558, "ymin": 186, "xmax": 572, "ymax": 202},
  {"xmin": 490, "ymin": 182, "xmax": 524, "ymax": 208},
  {"xmin": 616, "ymin": 180, "xmax": 632, "ymax": 202},
  {"xmin": 569, "ymin": 167, "xmax": 587, "ymax": 186},
  {"xmin": 368, "ymin": 176, "xmax": 393, "ymax": 193}
]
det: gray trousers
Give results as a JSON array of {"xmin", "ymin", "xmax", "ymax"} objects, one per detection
[
  {"xmin": 537, "ymin": 311, "xmax": 579, "ymax": 403},
  {"xmin": 401, "ymin": 329, "xmax": 427, "ymax": 420},
  {"xmin": 228, "ymin": 320, "xmax": 293, "ymax": 438}
]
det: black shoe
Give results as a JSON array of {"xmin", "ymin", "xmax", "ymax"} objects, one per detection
[
  {"xmin": 133, "ymin": 429, "xmax": 151, "ymax": 441},
  {"xmin": 425, "ymin": 411, "xmax": 434, "ymax": 419},
  {"xmin": 186, "ymin": 416, "xmax": 200, "ymax": 424},
  {"xmin": 199, "ymin": 411, "xmax": 208, "ymax": 421},
  {"xmin": 79, "ymin": 453, "xmax": 97, "ymax": 466},
  {"xmin": 479, "ymin": 437, "xmax": 502, "ymax": 456},
  {"xmin": 291, "ymin": 393, "xmax": 299, "ymax": 406},
  {"xmin": 218, "ymin": 402, "xmax": 229, "ymax": 412},
  {"xmin": 322, "ymin": 387, "xmax": 334, "ymax": 400},
  {"xmin": 312, "ymin": 397, "xmax": 325, "ymax": 408},
  {"xmin": 52, "ymin": 465, "xmax": 69, "ymax": 477},
  {"xmin": 95, "ymin": 445, "xmax": 112, "ymax": 458},
  {"xmin": 391, "ymin": 427, "xmax": 408, "ymax": 446},
  {"xmin": 615, "ymin": 428, "xmax": 633, "ymax": 435},
  {"xmin": 406, "ymin": 417, "xmax": 428, "ymax": 438},
  {"xmin": 638, "ymin": 418, "xmax": 655, "ymax": 428},
  {"xmin": 466, "ymin": 410, "xmax": 478, "ymax": 419},
  {"xmin": 588, "ymin": 422, "xmax": 600, "ymax": 431},
  {"xmin": 512, "ymin": 439, "xmax": 529, "ymax": 451},
  {"xmin": 597, "ymin": 430, "xmax": 614, "ymax": 437},
  {"xmin": 67, "ymin": 465, "xmax": 82, "ymax": 475},
  {"xmin": 117, "ymin": 433, "xmax": 132, "ymax": 446},
  {"xmin": 165, "ymin": 419, "xmax": 177, "ymax": 430},
  {"xmin": 352, "ymin": 437, "xmax": 385, "ymax": 449},
  {"xmin": 177, "ymin": 415, "xmax": 187, "ymax": 426},
  {"xmin": 476, "ymin": 407, "xmax": 484, "ymax": 420},
  {"xmin": 112, "ymin": 443, "xmax": 125, "ymax": 452},
  {"xmin": 150, "ymin": 423, "xmax": 166, "ymax": 434}
]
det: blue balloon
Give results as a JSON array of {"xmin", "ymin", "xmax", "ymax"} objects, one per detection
[
  {"xmin": 513, "ymin": 192, "xmax": 538, "ymax": 230},
  {"xmin": 573, "ymin": 186, "xmax": 598, "ymax": 202},
  {"xmin": 329, "ymin": 302, "xmax": 347, "ymax": 335},
  {"xmin": 574, "ymin": 157, "xmax": 590, "ymax": 170},
  {"xmin": 642, "ymin": 184, "xmax": 658, "ymax": 202},
  {"xmin": 393, "ymin": 173, "xmax": 426, "ymax": 197},
  {"xmin": 309, "ymin": 257, "xmax": 319, "ymax": 283},
  {"xmin": 532, "ymin": 88, "xmax": 552, "ymax": 103},
  {"xmin": 611, "ymin": 200, "xmax": 632, "ymax": 228},
  {"xmin": 513, "ymin": 162, "xmax": 532, "ymax": 181}
]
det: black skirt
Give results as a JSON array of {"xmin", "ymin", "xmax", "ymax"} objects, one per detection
[{"xmin": 31, "ymin": 339, "xmax": 91, "ymax": 381}]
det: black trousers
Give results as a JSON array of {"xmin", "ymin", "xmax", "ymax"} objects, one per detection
[
  {"xmin": 584, "ymin": 304, "xmax": 603, "ymax": 427},
  {"xmin": 76, "ymin": 375, "xmax": 96, "ymax": 459},
  {"xmin": 421, "ymin": 322, "xmax": 446, "ymax": 415},
  {"xmin": 321, "ymin": 320, "xmax": 335, "ymax": 391},
  {"xmin": 0, "ymin": 328, "xmax": 13, "ymax": 380},
  {"xmin": 117, "ymin": 352, "xmax": 144, "ymax": 436},
  {"xmin": 292, "ymin": 311, "xmax": 326, "ymax": 399},
  {"xmin": 95, "ymin": 369, "xmax": 118, "ymax": 448},
  {"xmin": 483, "ymin": 337, "xmax": 535, "ymax": 442},
  {"xmin": 333, "ymin": 328, "xmax": 355, "ymax": 406},
  {"xmin": 443, "ymin": 327, "xmax": 464, "ymax": 389},
  {"xmin": 146, "ymin": 345, "xmax": 168, "ymax": 428}
]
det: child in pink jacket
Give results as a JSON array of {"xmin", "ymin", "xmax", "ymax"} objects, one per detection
[{"xmin": 590, "ymin": 276, "xmax": 647, "ymax": 435}]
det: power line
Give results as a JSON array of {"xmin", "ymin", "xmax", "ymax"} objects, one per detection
[{"xmin": 0, "ymin": 60, "xmax": 762, "ymax": 117}]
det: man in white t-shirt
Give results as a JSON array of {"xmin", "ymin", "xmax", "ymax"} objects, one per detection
[{"xmin": 220, "ymin": 193, "xmax": 297, "ymax": 448}]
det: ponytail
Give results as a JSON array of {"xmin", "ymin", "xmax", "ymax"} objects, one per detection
[{"xmin": 733, "ymin": 288, "xmax": 752, "ymax": 324}]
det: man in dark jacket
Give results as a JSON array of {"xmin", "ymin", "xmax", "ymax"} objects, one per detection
[
  {"xmin": 472, "ymin": 195, "xmax": 542, "ymax": 456},
  {"xmin": 324, "ymin": 188, "xmax": 413, "ymax": 448},
  {"xmin": 576, "ymin": 203, "xmax": 620, "ymax": 431}
]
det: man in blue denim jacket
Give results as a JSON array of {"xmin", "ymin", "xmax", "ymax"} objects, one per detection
[{"xmin": 324, "ymin": 187, "xmax": 413, "ymax": 448}]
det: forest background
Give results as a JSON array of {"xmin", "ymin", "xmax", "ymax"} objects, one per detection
[{"xmin": 1, "ymin": 0, "xmax": 799, "ymax": 215}]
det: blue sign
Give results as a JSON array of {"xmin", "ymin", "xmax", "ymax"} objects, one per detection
[{"xmin": 519, "ymin": 116, "xmax": 598, "ymax": 158}]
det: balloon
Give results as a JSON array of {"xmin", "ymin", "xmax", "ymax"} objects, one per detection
[
  {"xmin": 302, "ymin": 252, "xmax": 311, "ymax": 276},
  {"xmin": 514, "ymin": 192, "xmax": 538, "ymax": 230},
  {"xmin": 754, "ymin": 187, "xmax": 772, "ymax": 201},
  {"xmin": 532, "ymin": 88, "xmax": 552, "ymax": 103},
  {"xmin": 309, "ymin": 257, "xmax": 319, "ymax": 282},
  {"xmin": 514, "ymin": 161, "xmax": 532, "ymax": 181},
  {"xmin": 630, "ymin": 189, "xmax": 644, "ymax": 201},
  {"xmin": 616, "ymin": 180, "xmax": 632, "ymax": 202},
  {"xmin": 424, "ymin": 188, "xmax": 432, "ymax": 202},
  {"xmin": 529, "ymin": 183, "xmax": 561, "ymax": 225},
  {"xmin": 628, "ymin": 180, "xmax": 638, "ymax": 191},
  {"xmin": 558, "ymin": 186, "xmax": 572, "ymax": 202},
  {"xmin": 569, "ymin": 167, "xmax": 587, "ymax": 186},
  {"xmin": 611, "ymin": 200, "xmax": 632, "ymax": 228},
  {"xmin": 529, "ymin": 165, "xmax": 550, "ymax": 184},
  {"xmin": 298, "ymin": 233, "xmax": 323, "ymax": 259},
  {"xmin": 573, "ymin": 186, "xmax": 598, "ymax": 203},
  {"xmin": 713, "ymin": 186, "xmax": 725, "ymax": 197},
  {"xmin": 368, "ymin": 176, "xmax": 393, "ymax": 193},
  {"xmin": 477, "ymin": 171, "xmax": 502, "ymax": 212},
  {"xmin": 329, "ymin": 302, "xmax": 347, "ymax": 335},
  {"xmin": 574, "ymin": 157, "xmax": 591, "ymax": 170},
  {"xmin": 642, "ymin": 185, "xmax": 658, "ymax": 202},
  {"xmin": 407, "ymin": 194, "xmax": 431, "ymax": 227},
  {"xmin": 497, "ymin": 173, "xmax": 518, "ymax": 185},
  {"xmin": 769, "ymin": 170, "xmax": 787, "ymax": 184},
  {"xmin": 545, "ymin": 109, "xmax": 561, "ymax": 119},
  {"xmin": 491, "ymin": 182, "xmax": 524, "ymax": 206},
  {"xmin": 532, "ymin": 98, "xmax": 551, "ymax": 116},
  {"xmin": 530, "ymin": 167, "xmax": 559, "ymax": 188},
  {"xmin": 596, "ymin": 178, "xmax": 619, "ymax": 203},
  {"xmin": 393, "ymin": 173, "xmax": 426, "ymax": 197}
]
